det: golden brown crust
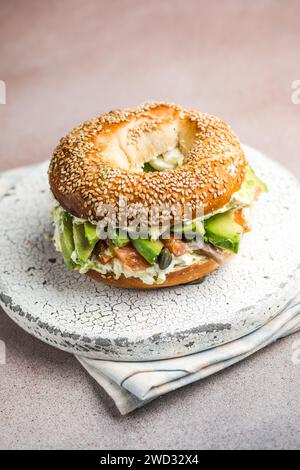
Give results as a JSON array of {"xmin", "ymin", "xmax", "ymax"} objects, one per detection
[
  {"xmin": 86, "ymin": 254, "xmax": 231, "ymax": 289},
  {"xmin": 49, "ymin": 102, "xmax": 247, "ymax": 223}
]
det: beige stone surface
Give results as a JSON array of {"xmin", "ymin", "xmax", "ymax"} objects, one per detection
[
  {"xmin": 1, "ymin": 0, "xmax": 300, "ymax": 176},
  {"xmin": 0, "ymin": 0, "xmax": 299, "ymax": 449}
]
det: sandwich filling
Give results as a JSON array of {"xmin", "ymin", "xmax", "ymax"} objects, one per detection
[{"xmin": 51, "ymin": 165, "xmax": 267, "ymax": 285}]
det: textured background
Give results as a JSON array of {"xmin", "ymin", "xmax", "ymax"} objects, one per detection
[{"xmin": 0, "ymin": 0, "xmax": 300, "ymax": 449}]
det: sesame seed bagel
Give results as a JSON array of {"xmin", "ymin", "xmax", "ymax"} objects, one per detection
[{"xmin": 49, "ymin": 102, "xmax": 247, "ymax": 223}]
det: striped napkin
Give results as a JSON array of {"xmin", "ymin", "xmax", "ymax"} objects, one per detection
[{"xmin": 77, "ymin": 295, "xmax": 300, "ymax": 414}]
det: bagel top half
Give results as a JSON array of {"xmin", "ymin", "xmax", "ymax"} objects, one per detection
[{"xmin": 49, "ymin": 102, "xmax": 247, "ymax": 223}]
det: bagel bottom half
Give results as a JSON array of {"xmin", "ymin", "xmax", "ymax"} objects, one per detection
[{"xmin": 86, "ymin": 253, "xmax": 231, "ymax": 289}]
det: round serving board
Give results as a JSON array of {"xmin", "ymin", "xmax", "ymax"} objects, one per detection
[{"xmin": 0, "ymin": 145, "xmax": 300, "ymax": 361}]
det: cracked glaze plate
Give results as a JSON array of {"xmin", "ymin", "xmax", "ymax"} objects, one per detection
[{"xmin": 0, "ymin": 145, "xmax": 300, "ymax": 361}]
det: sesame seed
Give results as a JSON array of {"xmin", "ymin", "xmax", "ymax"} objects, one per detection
[{"xmin": 49, "ymin": 101, "xmax": 247, "ymax": 224}]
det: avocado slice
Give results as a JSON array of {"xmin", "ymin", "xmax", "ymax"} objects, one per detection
[
  {"xmin": 236, "ymin": 166, "xmax": 268, "ymax": 204},
  {"xmin": 131, "ymin": 238, "xmax": 163, "ymax": 264},
  {"xmin": 73, "ymin": 222, "xmax": 98, "ymax": 263},
  {"xmin": 204, "ymin": 210, "xmax": 244, "ymax": 254},
  {"xmin": 172, "ymin": 220, "xmax": 205, "ymax": 240},
  {"xmin": 84, "ymin": 222, "xmax": 99, "ymax": 245},
  {"xmin": 111, "ymin": 230, "xmax": 130, "ymax": 248},
  {"xmin": 58, "ymin": 211, "xmax": 77, "ymax": 269},
  {"xmin": 246, "ymin": 166, "xmax": 268, "ymax": 192},
  {"xmin": 143, "ymin": 162, "xmax": 157, "ymax": 173}
]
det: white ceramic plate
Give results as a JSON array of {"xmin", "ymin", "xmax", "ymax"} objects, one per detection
[{"xmin": 0, "ymin": 145, "xmax": 300, "ymax": 360}]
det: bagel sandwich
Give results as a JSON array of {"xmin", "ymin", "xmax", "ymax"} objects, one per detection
[{"xmin": 49, "ymin": 102, "xmax": 267, "ymax": 289}]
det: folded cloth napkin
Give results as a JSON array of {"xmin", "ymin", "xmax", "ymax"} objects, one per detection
[{"xmin": 77, "ymin": 294, "xmax": 300, "ymax": 414}]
